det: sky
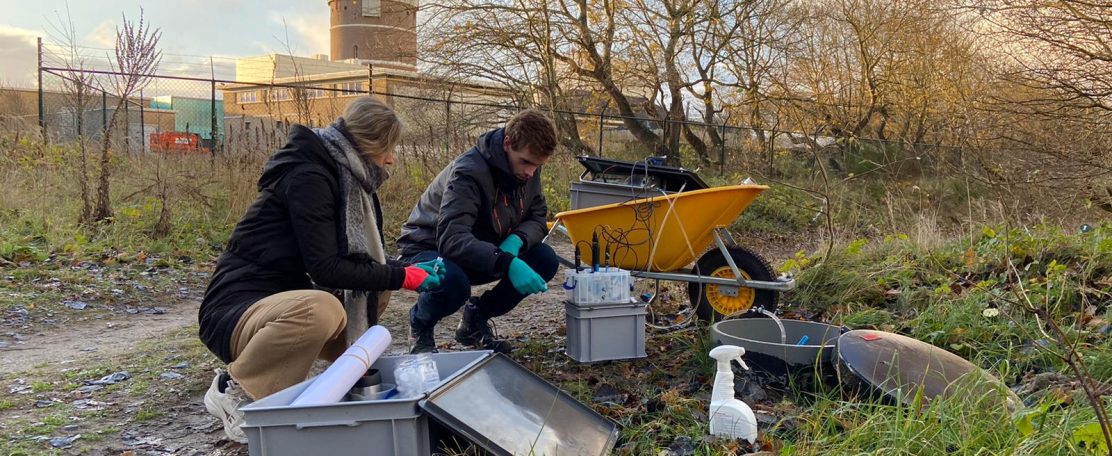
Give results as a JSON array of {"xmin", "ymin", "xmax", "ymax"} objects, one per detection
[{"xmin": 0, "ymin": 0, "xmax": 331, "ymax": 88}]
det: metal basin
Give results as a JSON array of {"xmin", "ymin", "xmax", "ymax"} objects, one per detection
[{"xmin": 710, "ymin": 318, "xmax": 844, "ymax": 374}]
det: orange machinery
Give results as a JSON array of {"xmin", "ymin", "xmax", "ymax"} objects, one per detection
[{"xmin": 149, "ymin": 131, "xmax": 210, "ymax": 154}]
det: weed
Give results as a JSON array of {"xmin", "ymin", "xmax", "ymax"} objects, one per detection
[
  {"xmin": 127, "ymin": 379, "xmax": 150, "ymax": 396},
  {"xmin": 731, "ymin": 183, "xmax": 820, "ymax": 234},
  {"xmin": 23, "ymin": 413, "xmax": 67, "ymax": 435},
  {"xmin": 81, "ymin": 432, "xmax": 105, "ymax": 443},
  {"xmin": 134, "ymin": 406, "xmax": 163, "ymax": 422},
  {"xmin": 837, "ymin": 306, "xmax": 895, "ymax": 330}
]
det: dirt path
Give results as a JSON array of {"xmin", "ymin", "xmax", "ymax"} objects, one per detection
[{"xmin": 0, "ymin": 301, "xmax": 198, "ymax": 376}]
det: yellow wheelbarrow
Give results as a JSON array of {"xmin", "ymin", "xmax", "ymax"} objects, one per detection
[{"xmin": 544, "ymin": 157, "xmax": 794, "ymax": 321}]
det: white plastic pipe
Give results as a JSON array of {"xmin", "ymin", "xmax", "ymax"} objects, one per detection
[{"xmin": 290, "ymin": 325, "xmax": 392, "ymax": 406}]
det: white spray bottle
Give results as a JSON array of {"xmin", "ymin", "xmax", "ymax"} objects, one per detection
[{"xmin": 707, "ymin": 345, "xmax": 758, "ymax": 443}]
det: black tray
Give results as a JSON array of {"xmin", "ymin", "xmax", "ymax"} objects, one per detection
[{"xmin": 578, "ymin": 156, "xmax": 708, "ymax": 192}]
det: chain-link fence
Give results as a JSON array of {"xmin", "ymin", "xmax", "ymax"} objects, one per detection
[{"xmin": 32, "ymin": 41, "xmax": 963, "ymax": 181}]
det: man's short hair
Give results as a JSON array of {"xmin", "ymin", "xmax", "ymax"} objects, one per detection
[{"xmin": 505, "ymin": 109, "xmax": 557, "ymax": 156}]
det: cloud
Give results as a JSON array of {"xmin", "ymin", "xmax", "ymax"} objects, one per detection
[
  {"xmin": 0, "ymin": 26, "xmax": 40, "ymax": 88},
  {"xmin": 85, "ymin": 20, "xmax": 116, "ymax": 49},
  {"xmin": 267, "ymin": 10, "xmax": 329, "ymax": 57}
]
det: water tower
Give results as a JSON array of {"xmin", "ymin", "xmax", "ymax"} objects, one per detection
[{"xmin": 329, "ymin": 0, "xmax": 417, "ymax": 71}]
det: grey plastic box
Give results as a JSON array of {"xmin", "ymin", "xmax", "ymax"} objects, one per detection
[
  {"xmin": 565, "ymin": 301, "xmax": 648, "ymax": 362},
  {"xmin": 570, "ymin": 180, "xmax": 673, "ymax": 209},
  {"xmin": 240, "ymin": 351, "xmax": 490, "ymax": 456}
]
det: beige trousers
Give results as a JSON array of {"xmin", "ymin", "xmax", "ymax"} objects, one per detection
[{"xmin": 227, "ymin": 290, "xmax": 348, "ymax": 400}]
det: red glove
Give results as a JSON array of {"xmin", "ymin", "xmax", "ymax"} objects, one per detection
[{"xmin": 402, "ymin": 266, "xmax": 431, "ymax": 291}]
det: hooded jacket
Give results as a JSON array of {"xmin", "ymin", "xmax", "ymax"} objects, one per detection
[
  {"xmin": 397, "ymin": 128, "xmax": 548, "ymax": 276},
  {"xmin": 198, "ymin": 125, "xmax": 405, "ymax": 363}
]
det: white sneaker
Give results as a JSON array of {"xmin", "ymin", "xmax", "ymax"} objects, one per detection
[{"xmin": 204, "ymin": 368, "xmax": 251, "ymax": 444}]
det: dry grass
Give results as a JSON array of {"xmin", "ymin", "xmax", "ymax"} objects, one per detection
[{"xmin": 0, "ymin": 129, "xmax": 586, "ymax": 262}]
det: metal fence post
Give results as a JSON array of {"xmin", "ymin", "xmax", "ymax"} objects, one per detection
[
  {"xmin": 124, "ymin": 96, "xmax": 130, "ymax": 153},
  {"xmin": 101, "ymin": 89, "xmax": 107, "ymax": 138},
  {"xmin": 139, "ymin": 89, "xmax": 146, "ymax": 153},
  {"xmin": 596, "ymin": 108, "xmax": 604, "ymax": 156},
  {"xmin": 719, "ymin": 124, "xmax": 726, "ymax": 175},
  {"xmin": 444, "ymin": 97, "xmax": 451, "ymax": 156},
  {"xmin": 767, "ymin": 128, "xmax": 776, "ymax": 178},
  {"xmin": 37, "ymin": 37, "xmax": 46, "ymax": 140},
  {"xmin": 211, "ymin": 77, "xmax": 218, "ymax": 157}
]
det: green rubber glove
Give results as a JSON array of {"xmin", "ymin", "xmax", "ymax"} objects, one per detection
[
  {"xmin": 402, "ymin": 266, "xmax": 441, "ymax": 292},
  {"xmin": 417, "ymin": 274, "xmax": 441, "ymax": 292},
  {"xmin": 413, "ymin": 259, "xmax": 446, "ymax": 282},
  {"xmin": 499, "ymin": 234, "xmax": 524, "ymax": 257},
  {"xmin": 507, "ymin": 257, "xmax": 547, "ymax": 295}
]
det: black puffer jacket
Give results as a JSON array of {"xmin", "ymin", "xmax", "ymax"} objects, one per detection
[
  {"xmin": 199, "ymin": 125, "xmax": 405, "ymax": 363},
  {"xmin": 397, "ymin": 128, "xmax": 548, "ymax": 276}
]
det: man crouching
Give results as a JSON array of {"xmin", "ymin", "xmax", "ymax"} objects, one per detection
[{"xmin": 397, "ymin": 109, "xmax": 560, "ymax": 354}]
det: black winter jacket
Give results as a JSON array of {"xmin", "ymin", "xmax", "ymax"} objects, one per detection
[
  {"xmin": 397, "ymin": 128, "xmax": 548, "ymax": 276},
  {"xmin": 199, "ymin": 125, "xmax": 405, "ymax": 363}
]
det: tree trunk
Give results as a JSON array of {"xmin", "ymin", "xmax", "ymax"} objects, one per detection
[
  {"xmin": 77, "ymin": 125, "xmax": 93, "ymax": 225},
  {"xmin": 554, "ymin": 111, "xmax": 594, "ymax": 156},
  {"xmin": 683, "ymin": 123, "xmax": 711, "ymax": 165},
  {"xmin": 153, "ymin": 187, "xmax": 172, "ymax": 238},
  {"xmin": 93, "ymin": 141, "xmax": 113, "ymax": 222},
  {"xmin": 93, "ymin": 100, "xmax": 126, "ymax": 222},
  {"xmin": 593, "ymin": 72, "xmax": 664, "ymax": 155},
  {"xmin": 701, "ymin": 87, "xmax": 723, "ymax": 150}
]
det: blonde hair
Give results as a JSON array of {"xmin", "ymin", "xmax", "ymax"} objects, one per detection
[{"xmin": 341, "ymin": 96, "xmax": 403, "ymax": 158}]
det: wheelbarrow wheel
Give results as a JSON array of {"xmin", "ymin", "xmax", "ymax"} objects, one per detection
[{"xmin": 689, "ymin": 246, "xmax": 778, "ymax": 322}]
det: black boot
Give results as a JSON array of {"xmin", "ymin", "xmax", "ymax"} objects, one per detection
[
  {"xmin": 409, "ymin": 315, "xmax": 438, "ymax": 354},
  {"xmin": 455, "ymin": 299, "xmax": 513, "ymax": 354}
]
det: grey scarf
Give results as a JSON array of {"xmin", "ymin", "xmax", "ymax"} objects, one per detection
[{"xmin": 314, "ymin": 121, "xmax": 391, "ymax": 345}]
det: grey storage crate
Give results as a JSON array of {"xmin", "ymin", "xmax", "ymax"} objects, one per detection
[
  {"xmin": 240, "ymin": 351, "xmax": 490, "ymax": 456},
  {"xmin": 565, "ymin": 301, "xmax": 648, "ymax": 362},
  {"xmin": 569, "ymin": 180, "xmax": 672, "ymax": 209}
]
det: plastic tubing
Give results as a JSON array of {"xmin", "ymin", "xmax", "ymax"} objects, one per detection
[{"xmin": 290, "ymin": 325, "xmax": 392, "ymax": 406}]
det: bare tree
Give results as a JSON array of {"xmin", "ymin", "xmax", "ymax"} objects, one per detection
[
  {"xmin": 712, "ymin": 0, "xmax": 800, "ymax": 154},
  {"xmin": 683, "ymin": 0, "xmax": 736, "ymax": 154},
  {"xmin": 547, "ymin": 0, "xmax": 670, "ymax": 157},
  {"xmin": 975, "ymin": 0, "xmax": 1112, "ymax": 114},
  {"xmin": 969, "ymin": 0, "xmax": 1112, "ymax": 210},
  {"xmin": 423, "ymin": 0, "xmax": 670, "ymax": 158},
  {"xmin": 276, "ymin": 20, "xmax": 312, "ymax": 126},
  {"xmin": 767, "ymin": 0, "xmax": 998, "ymax": 177},
  {"xmin": 421, "ymin": 0, "xmax": 597, "ymax": 155},
  {"xmin": 47, "ymin": 4, "xmax": 99, "ymax": 223},
  {"xmin": 92, "ymin": 9, "xmax": 161, "ymax": 222},
  {"xmin": 622, "ymin": 0, "xmax": 705, "ymax": 164},
  {"xmin": 680, "ymin": 0, "xmax": 805, "ymax": 159}
]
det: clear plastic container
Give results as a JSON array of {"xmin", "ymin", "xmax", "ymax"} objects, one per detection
[
  {"xmin": 563, "ymin": 268, "xmax": 632, "ymax": 305},
  {"xmin": 393, "ymin": 353, "xmax": 440, "ymax": 398}
]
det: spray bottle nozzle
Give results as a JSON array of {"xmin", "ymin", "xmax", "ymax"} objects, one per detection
[{"xmin": 708, "ymin": 345, "xmax": 749, "ymax": 370}]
